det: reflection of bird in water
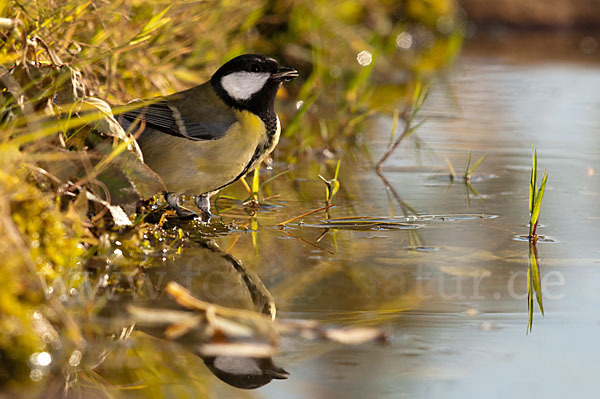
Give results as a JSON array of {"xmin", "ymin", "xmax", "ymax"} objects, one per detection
[
  {"xmin": 122, "ymin": 239, "xmax": 289, "ymax": 389},
  {"xmin": 203, "ymin": 355, "xmax": 288, "ymax": 389}
]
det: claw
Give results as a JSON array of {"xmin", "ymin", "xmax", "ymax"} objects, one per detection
[
  {"xmin": 164, "ymin": 192, "xmax": 196, "ymax": 219},
  {"xmin": 194, "ymin": 193, "xmax": 216, "ymax": 219}
]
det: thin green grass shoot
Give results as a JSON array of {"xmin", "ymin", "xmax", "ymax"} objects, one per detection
[
  {"xmin": 463, "ymin": 149, "xmax": 486, "ymax": 181},
  {"xmin": 318, "ymin": 159, "xmax": 341, "ymax": 205},
  {"xmin": 528, "ymin": 146, "xmax": 548, "ymax": 241},
  {"xmin": 376, "ymin": 80, "xmax": 429, "ymax": 170}
]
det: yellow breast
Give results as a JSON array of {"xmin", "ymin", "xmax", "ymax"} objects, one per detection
[{"xmin": 139, "ymin": 110, "xmax": 271, "ymax": 195}]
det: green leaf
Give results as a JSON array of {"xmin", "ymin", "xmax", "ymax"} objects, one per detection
[
  {"xmin": 410, "ymin": 80, "xmax": 427, "ymax": 115},
  {"xmin": 330, "ymin": 180, "xmax": 340, "ymax": 199},
  {"xmin": 468, "ymin": 154, "xmax": 486, "ymax": 175},
  {"xmin": 530, "ymin": 171, "xmax": 548, "ymax": 227},
  {"xmin": 404, "ymin": 117, "xmax": 427, "ymax": 140},
  {"xmin": 333, "ymin": 159, "xmax": 341, "ymax": 180},
  {"xmin": 530, "ymin": 147, "xmax": 537, "ymax": 214},
  {"xmin": 129, "ymin": 6, "xmax": 171, "ymax": 45},
  {"xmin": 318, "ymin": 160, "xmax": 341, "ymax": 203}
]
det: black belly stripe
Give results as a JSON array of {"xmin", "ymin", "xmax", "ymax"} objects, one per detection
[{"xmin": 213, "ymin": 113, "xmax": 278, "ymax": 192}]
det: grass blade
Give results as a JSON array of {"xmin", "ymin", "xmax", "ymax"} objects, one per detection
[
  {"xmin": 463, "ymin": 149, "xmax": 471, "ymax": 180},
  {"xmin": 530, "ymin": 171, "xmax": 548, "ymax": 228},
  {"xmin": 530, "ymin": 147, "xmax": 537, "ymax": 214},
  {"xmin": 258, "ymin": 168, "xmax": 292, "ymax": 190},
  {"xmin": 468, "ymin": 154, "xmax": 487, "ymax": 175},
  {"xmin": 333, "ymin": 159, "xmax": 341, "ymax": 180}
]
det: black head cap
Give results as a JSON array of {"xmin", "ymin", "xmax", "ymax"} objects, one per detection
[{"xmin": 211, "ymin": 54, "xmax": 298, "ymax": 118}]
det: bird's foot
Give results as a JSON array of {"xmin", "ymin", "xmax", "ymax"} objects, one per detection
[
  {"xmin": 164, "ymin": 192, "xmax": 196, "ymax": 219},
  {"xmin": 194, "ymin": 193, "xmax": 216, "ymax": 220}
]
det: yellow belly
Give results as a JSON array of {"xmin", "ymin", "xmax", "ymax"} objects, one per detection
[{"xmin": 138, "ymin": 110, "xmax": 271, "ymax": 195}]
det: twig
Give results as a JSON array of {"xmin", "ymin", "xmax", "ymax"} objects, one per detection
[
  {"xmin": 277, "ymin": 205, "xmax": 333, "ymax": 227},
  {"xmin": 280, "ymin": 229, "xmax": 334, "ymax": 254}
]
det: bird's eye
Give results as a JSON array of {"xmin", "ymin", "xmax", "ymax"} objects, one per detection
[{"xmin": 250, "ymin": 64, "xmax": 260, "ymax": 73}]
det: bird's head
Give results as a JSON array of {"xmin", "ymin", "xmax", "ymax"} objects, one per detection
[{"xmin": 211, "ymin": 54, "xmax": 298, "ymax": 116}]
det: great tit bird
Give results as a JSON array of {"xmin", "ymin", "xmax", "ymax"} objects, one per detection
[{"xmin": 117, "ymin": 54, "xmax": 298, "ymax": 217}]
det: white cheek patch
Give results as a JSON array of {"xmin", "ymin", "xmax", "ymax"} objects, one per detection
[{"xmin": 221, "ymin": 71, "xmax": 270, "ymax": 100}]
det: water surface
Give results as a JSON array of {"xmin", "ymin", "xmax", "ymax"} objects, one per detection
[{"xmin": 228, "ymin": 31, "xmax": 600, "ymax": 399}]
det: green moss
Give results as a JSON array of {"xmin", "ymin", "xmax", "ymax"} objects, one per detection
[{"xmin": 0, "ymin": 147, "xmax": 80, "ymax": 382}]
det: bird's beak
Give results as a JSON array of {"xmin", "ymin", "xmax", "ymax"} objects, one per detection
[{"xmin": 271, "ymin": 67, "xmax": 299, "ymax": 82}]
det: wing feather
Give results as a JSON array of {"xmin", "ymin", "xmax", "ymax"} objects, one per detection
[
  {"xmin": 120, "ymin": 100, "xmax": 223, "ymax": 141},
  {"xmin": 117, "ymin": 82, "xmax": 237, "ymax": 141}
]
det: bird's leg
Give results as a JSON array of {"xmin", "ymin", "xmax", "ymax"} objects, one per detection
[
  {"xmin": 194, "ymin": 192, "xmax": 215, "ymax": 219},
  {"xmin": 164, "ymin": 192, "xmax": 185, "ymax": 217}
]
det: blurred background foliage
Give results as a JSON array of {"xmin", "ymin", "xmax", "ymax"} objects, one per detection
[
  {"xmin": 0, "ymin": 0, "xmax": 462, "ymax": 392},
  {"xmin": 2, "ymin": 0, "xmax": 463, "ymax": 153}
]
